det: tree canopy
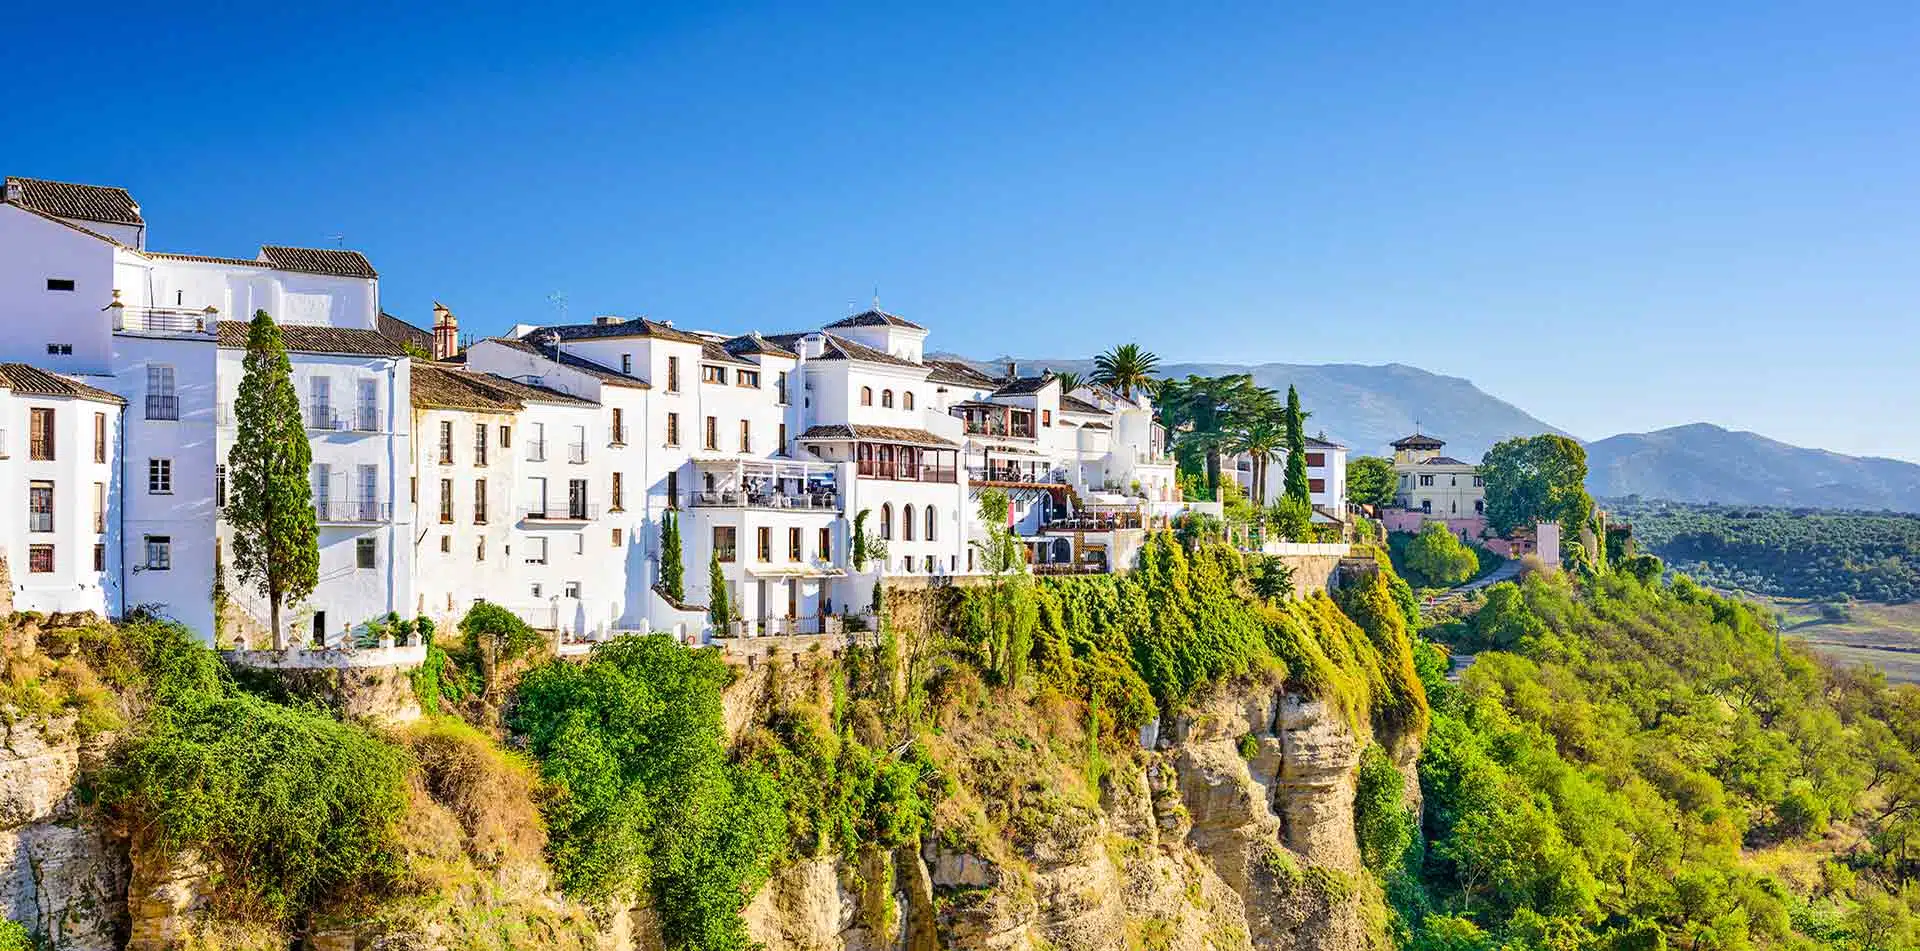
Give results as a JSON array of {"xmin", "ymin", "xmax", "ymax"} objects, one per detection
[
  {"xmin": 1091, "ymin": 343, "xmax": 1159, "ymax": 398},
  {"xmin": 1480, "ymin": 434, "xmax": 1593, "ymax": 537},
  {"xmin": 1348, "ymin": 456, "xmax": 1399, "ymax": 509},
  {"xmin": 225, "ymin": 309, "xmax": 318, "ymax": 647}
]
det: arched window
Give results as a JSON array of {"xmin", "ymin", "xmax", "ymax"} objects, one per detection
[
  {"xmin": 903, "ymin": 504, "xmax": 916, "ymax": 540},
  {"xmin": 881, "ymin": 389, "xmax": 894, "ymax": 408},
  {"xmin": 880, "ymin": 503, "xmax": 893, "ymax": 539},
  {"xmin": 903, "ymin": 392, "xmax": 915, "ymax": 410},
  {"xmin": 924, "ymin": 505, "xmax": 936, "ymax": 541},
  {"xmin": 861, "ymin": 386, "xmax": 873, "ymax": 406}
]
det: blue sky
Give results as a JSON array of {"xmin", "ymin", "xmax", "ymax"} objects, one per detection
[{"xmin": 4, "ymin": 2, "xmax": 1915, "ymax": 459}]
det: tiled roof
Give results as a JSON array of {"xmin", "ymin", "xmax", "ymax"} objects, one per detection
[
  {"xmin": 541, "ymin": 317, "xmax": 707, "ymax": 345},
  {"xmin": 487, "ymin": 337, "xmax": 650, "ymax": 389},
  {"xmin": 217, "ymin": 321, "xmax": 408, "ymax": 357},
  {"xmin": 472, "ymin": 372, "xmax": 598, "ymax": 406},
  {"xmin": 1059, "ymin": 394, "xmax": 1107, "ymax": 416},
  {"xmin": 4, "ymin": 176, "xmax": 142, "ymax": 226},
  {"xmin": 1391, "ymin": 433, "xmax": 1445, "ymax": 449},
  {"xmin": 411, "ymin": 364, "xmax": 594, "ymax": 411},
  {"xmin": 1420, "ymin": 456, "xmax": 1473, "ymax": 466},
  {"xmin": 145, "ymin": 251, "xmax": 271, "ymax": 267},
  {"xmin": 257, "ymin": 246, "xmax": 378, "ymax": 279},
  {"xmin": 992, "ymin": 375, "xmax": 1056, "ymax": 397},
  {"xmin": 798, "ymin": 424, "xmax": 958, "ymax": 448},
  {"xmin": 723, "ymin": 333, "xmax": 797, "ymax": 359},
  {"xmin": 1078, "ymin": 421, "xmax": 1112, "ymax": 431},
  {"xmin": 924, "ymin": 358, "xmax": 1001, "ymax": 388},
  {"xmin": 819, "ymin": 333, "xmax": 921, "ymax": 368},
  {"xmin": 701, "ymin": 339, "xmax": 756, "ymax": 367},
  {"xmin": 2, "ymin": 198, "xmax": 124, "ymax": 245},
  {"xmin": 378, "ymin": 312, "xmax": 433, "ymax": 352},
  {"xmin": 0, "ymin": 363, "xmax": 127, "ymax": 404},
  {"xmin": 1306, "ymin": 435, "xmax": 1345, "ymax": 450},
  {"xmin": 824, "ymin": 308, "xmax": 926, "ymax": 332}
]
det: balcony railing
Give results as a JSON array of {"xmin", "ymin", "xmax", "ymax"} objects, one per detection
[
  {"xmin": 29, "ymin": 511, "xmax": 54, "ymax": 533},
  {"xmin": 526, "ymin": 440, "xmax": 547, "ymax": 462},
  {"xmin": 1046, "ymin": 513, "xmax": 1143, "ymax": 532},
  {"xmin": 855, "ymin": 460, "xmax": 957, "ymax": 483},
  {"xmin": 356, "ymin": 409, "xmax": 380, "ymax": 432},
  {"xmin": 308, "ymin": 406, "xmax": 346, "ymax": 431},
  {"xmin": 568, "ymin": 442, "xmax": 588, "ymax": 464},
  {"xmin": 1034, "ymin": 563, "xmax": 1107, "ymax": 576},
  {"xmin": 314, "ymin": 498, "xmax": 391, "ymax": 523},
  {"xmin": 690, "ymin": 488, "xmax": 840, "ymax": 511},
  {"xmin": 116, "ymin": 305, "xmax": 219, "ymax": 336},
  {"xmin": 959, "ymin": 418, "xmax": 1035, "ymax": 439},
  {"xmin": 523, "ymin": 503, "xmax": 599, "ymax": 522},
  {"xmin": 145, "ymin": 395, "xmax": 180, "ymax": 420},
  {"xmin": 968, "ymin": 466, "xmax": 1068, "ymax": 485}
]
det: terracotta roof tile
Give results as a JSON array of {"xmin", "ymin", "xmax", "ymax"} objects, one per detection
[
  {"xmin": 992, "ymin": 375, "xmax": 1056, "ymax": 397},
  {"xmin": 540, "ymin": 317, "xmax": 707, "ymax": 345},
  {"xmin": 488, "ymin": 337, "xmax": 650, "ymax": 389},
  {"xmin": 924, "ymin": 358, "xmax": 1001, "ymax": 388},
  {"xmin": 145, "ymin": 251, "xmax": 272, "ymax": 268},
  {"xmin": 257, "ymin": 246, "xmax": 378, "ymax": 279},
  {"xmin": 2, "ymin": 199, "xmax": 124, "ymax": 245},
  {"xmin": 1059, "ymin": 394, "xmax": 1107, "ymax": 415},
  {"xmin": 798, "ymin": 424, "xmax": 958, "ymax": 448},
  {"xmin": 0, "ymin": 363, "xmax": 126, "ymax": 404},
  {"xmin": 1391, "ymin": 433, "xmax": 1446, "ymax": 449},
  {"xmin": 216, "ymin": 320, "xmax": 408, "ymax": 357},
  {"xmin": 4, "ymin": 176, "xmax": 142, "ymax": 226},
  {"xmin": 411, "ymin": 365, "xmax": 595, "ymax": 411},
  {"xmin": 723, "ymin": 333, "xmax": 798, "ymax": 359},
  {"xmin": 378, "ymin": 312, "xmax": 434, "ymax": 352},
  {"xmin": 824, "ymin": 308, "xmax": 926, "ymax": 331}
]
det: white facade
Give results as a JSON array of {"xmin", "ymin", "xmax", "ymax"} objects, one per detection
[
  {"xmin": 1228, "ymin": 435, "xmax": 1351, "ymax": 523},
  {"xmin": 0, "ymin": 369, "xmax": 123, "ymax": 615}
]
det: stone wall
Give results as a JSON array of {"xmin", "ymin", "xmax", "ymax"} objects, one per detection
[{"xmin": 224, "ymin": 657, "xmax": 424, "ymax": 725}]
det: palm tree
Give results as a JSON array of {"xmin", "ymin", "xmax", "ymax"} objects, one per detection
[
  {"xmin": 1093, "ymin": 344, "xmax": 1159, "ymax": 399},
  {"xmin": 1162, "ymin": 374, "xmax": 1263, "ymax": 499},
  {"xmin": 1229, "ymin": 411, "xmax": 1288, "ymax": 506},
  {"xmin": 1049, "ymin": 369, "xmax": 1084, "ymax": 394}
]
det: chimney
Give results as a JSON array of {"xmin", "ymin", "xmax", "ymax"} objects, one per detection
[
  {"xmin": 595, "ymin": 315, "xmax": 622, "ymax": 326},
  {"xmin": 432, "ymin": 301, "xmax": 459, "ymax": 360},
  {"xmin": 1006, "ymin": 360, "xmax": 1017, "ymax": 379}
]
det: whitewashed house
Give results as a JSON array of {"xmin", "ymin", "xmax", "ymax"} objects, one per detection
[
  {"xmin": 1228, "ymin": 433, "xmax": 1351, "ymax": 526},
  {"xmin": 0, "ymin": 364, "xmax": 125, "ymax": 615}
]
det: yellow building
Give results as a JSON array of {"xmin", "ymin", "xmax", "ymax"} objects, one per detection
[{"xmin": 1390, "ymin": 433, "xmax": 1484, "ymax": 520}]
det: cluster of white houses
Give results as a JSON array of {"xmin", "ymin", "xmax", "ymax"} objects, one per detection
[{"xmin": 0, "ymin": 176, "xmax": 1256, "ymax": 646}]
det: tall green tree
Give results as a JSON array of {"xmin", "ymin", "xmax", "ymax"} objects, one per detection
[
  {"xmin": 708, "ymin": 549, "xmax": 732, "ymax": 631},
  {"xmin": 1092, "ymin": 343, "xmax": 1159, "ymax": 399},
  {"xmin": 1403, "ymin": 521, "xmax": 1478, "ymax": 587},
  {"xmin": 1282, "ymin": 385, "xmax": 1311, "ymax": 506},
  {"xmin": 226, "ymin": 309, "xmax": 318, "ymax": 648},
  {"xmin": 659, "ymin": 510, "xmax": 685, "ymax": 601},
  {"xmin": 1481, "ymin": 434, "xmax": 1594, "ymax": 537},
  {"xmin": 1161, "ymin": 374, "xmax": 1262, "ymax": 499},
  {"xmin": 1228, "ymin": 407, "xmax": 1287, "ymax": 506},
  {"xmin": 1346, "ymin": 456, "xmax": 1399, "ymax": 509}
]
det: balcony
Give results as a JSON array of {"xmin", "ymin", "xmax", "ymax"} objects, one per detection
[
  {"xmin": 308, "ymin": 406, "xmax": 347, "ymax": 431},
  {"xmin": 1045, "ymin": 512, "xmax": 1143, "ymax": 532},
  {"xmin": 315, "ymin": 497, "xmax": 391, "ymax": 523},
  {"xmin": 969, "ymin": 465, "xmax": 1067, "ymax": 485},
  {"xmin": 526, "ymin": 440, "xmax": 547, "ymax": 462},
  {"xmin": 145, "ymin": 395, "xmax": 180, "ymax": 421},
  {"xmin": 691, "ymin": 488, "xmax": 839, "ymax": 511},
  {"xmin": 959, "ymin": 418, "xmax": 1035, "ymax": 439},
  {"xmin": 855, "ymin": 460, "xmax": 958, "ymax": 483},
  {"xmin": 523, "ymin": 503, "xmax": 599, "ymax": 523},
  {"xmin": 116, "ymin": 304, "xmax": 219, "ymax": 336},
  {"xmin": 568, "ymin": 442, "xmax": 588, "ymax": 464},
  {"xmin": 690, "ymin": 459, "xmax": 840, "ymax": 512}
]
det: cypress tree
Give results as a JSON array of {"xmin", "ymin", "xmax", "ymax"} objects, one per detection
[
  {"xmin": 707, "ymin": 549, "xmax": 732, "ymax": 632},
  {"xmin": 1282, "ymin": 384, "xmax": 1311, "ymax": 507},
  {"xmin": 226, "ymin": 309, "xmax": 319, "ymax": 648},
  {"xmin": 659, "ymin": 510, "xmax": 685, "ymax": 601}
]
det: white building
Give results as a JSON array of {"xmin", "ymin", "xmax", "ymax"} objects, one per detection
[
  {"xmin": 1228, "ymin": 433, "xmax": 1351, "ymax": 526},
  {"xmin": 0, "ymin": 364, "xmax": 125, "ymax": 615}
]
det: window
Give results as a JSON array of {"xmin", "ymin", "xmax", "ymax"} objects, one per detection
[
  {"xmin": 881, "ymin": 389, "xmax": 893, "ymax": 408},
  {"xmin": 310, "ymin": 377, "xmax": 332, "ymax": 428},
  {"xmin": 703, "ymin": 365, "xmax": 727, "ymax": 385},
  {"xmin": 29, "ymin": 481, "xmax": 54, "ymax": 533},
  {"xmin": 93, "ymin": 543, "xmax": 105, "ymax": 572},
  {"xmin": 440, "ymin": 478, "xmax": 454, "ymax": 523},
  {"xmin": 777, "ymin": 423, "xmax": 787, "ymax": 454},
  {"xmin": 713, "ymin": 526, "xmax": 737, "ymax": 563},
  {"xmin": 925, "ymin": 505, "xmax": 936, "ymax": 541},
  {"xmin": 880, "ymin": 503, "xmax": 893, "ymax": 539},
  {"xmin": 475, "ymin": 423, "xmax": 489, "ymax": 466},
  {"xmin": 704, "ymin": 416, "xmax": 718, "ymax": 450},
  {"xmin": 148, "ymin": 459, "xmax": 173, "ymax": 494},
  {"xmin": 500, "ymin": 425, "xmax": 512, "ymax": 448},
  {"xmin": 356, "ymin": 538, "xmax": 376, "ymax": 569},
  {"xmin": 47, "ymin": 278, "xmax": 75, "ymax": 291},
  {"xmin": 576, "ymin": 534, "xmax": 586, "ymax": 555},
  {"xmin": 1450, "ymin": 476, "xmax": 1457, "ymax": 487},
  {"xmin": 93, "ymin": 482, "xmax": 106, "ymax": 533},
  {"xmin": 1473, "ymin": 475, "xmax": 1485, "ymax": 488},
  {"xmin": 621, "ymin": 353, "xmax": 632, "ymax": 374},
  {"xmin": 819, "ymin": 527, "xmax": 831, "ymax": 562},
  {"xmin": 665, "ymin": 412, "xmax": 681, "ymax": 447},
  {"xmin": 312, "ymin": 463, "xmax": 332, "ymax": 515},
  {"xmin": 1475, "ymin": 499, "xmax": 1485, "ymax": 514},
  {"xmin": 610, "ymin": 408, "xmax": 625, "ymax": 445},
  {"xmin": 1042, "ymin": 410, "xmax": 1051, "ymax": 427},
  {"xmin": 903, "ymin": 504, "xmax": 916, "ymax": 540},
  {"xmin": 410, "ymin": 476, "xmax": 418, "ymax": 504},
  {"xmin": 568, "ymin": 479, "xmax": 589, "ymax": 519},
  {"xmin": 474, "ymin": 478, "xmax": 488, "ymax": 524},
  {"xmin": 611, "ymin": 472, "xmax": 624, "ymax": 511},
  {"xmin": 924, "ymin": 555, "xmax": 934, "ymax": 574},
  {"xmin": 739, "ymin": 420, "xmax": 751, "ymax": 453},
  {"xmin": 30, "ymin": 408, "xmax": 54, "ymax": 460},
  {"xmin": 1419, "ymin": 474, "xmax": 1434, "ymax": 487},
  {"xmin": 440, "ymin": 535, "xmax": 451, "ymax": 553},
  {"xmin": 861, "ymin": 386, "xmax": 873, "ymax": 406},
  {"xmin": 612, "ymin": 527, "xmax": 623, "ymax": 547},
  {"xmin": 29, "ymin": 545, "xmax": 54, "ymax": 573},
  {"xmin": 757, "ymin": 526, "xmax": 772, "ymax": 562},
  {"xmin": 666, "ymin": 470, "xmax": 680, "ymax": 508},
  {"xmin": 1309, "ymin": 478, "xmax": 1326, "ymax": 493},
  {"xmin": 565, "ymin": 581, "xmax": 582, "ymax": 599},
  {"xmin": 528, "ymin": 423, "xmax": 546, "ymax": 461},
  {"xmin": 144, "ymin": 536, "xmax": 171, "ymax": 571},
  {"xmin": 93, "ymin": 413, "xmax": 106, "ymax": 463},
  {"xmin": 1420, "ymin": 499, "xmax": 1432, "ymax": 514},
  {"xmin": 1306, "ymin": 452, "xmax": 1326, "ymax": 468},
  {"xmin": 526, "ymin": 537, "xmax": 549, "ymax": 565},
  {"xmin": 45, "ymin": 344, "xmax": 73, "ymax": 356},
  {"xmin": 530, "ymin": 583, "xmax": 542, "ymax": 599},
  {"xmin": 667, "ymin": 356, "xmax": 681, "ymax": 392},
  {"xmin": 358, "ymin": 379, "xmax": 379, "ymax": 431},
  {"xmin": 738, "ymin": 370, "xmax": 760, "ymax": 388},
  {"xmin": 477, "ymin": 538, "xmax": 487, "ymax": 560},
  {"xmin": 788, "ymin": 527, "xmax": 802, "ymax": 561},
  {"xmin": 776, "ymin": 371, "xmax": 789, "ymax": 405},
  {"xmin": 439, "ymin": 421, "xmax": 454, "ymax": 464},
  {"xmin": 903, "ymin": 391, "xmax": 915, "ymax": 410}
]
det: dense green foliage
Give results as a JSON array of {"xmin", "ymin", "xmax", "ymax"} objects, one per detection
[
  {"xmin": 0, "ymin": 918, "xmax": 31, "ymax": 951},
  {"xmin": 460, "ymin": 600, "xmax": 545, "ymax": 664},
  {"xmin": 1401, "ymin": 571, "xmax": 1920, "ymax": 950},
  {"xmin": 1607, "ymin": 497, "xmax": 1920, "ymax": 602},
  {"xmin": 226, "ymin": 309, "xmax": 319, "ymax": 646},
  {"xmin": 1349, "ymin": 455, "xmax": 1400, "ymax": 508},
  {"xmin": 1398, "ymin": 524, "xmax": 1480, "ymax": 588},
  {"xmin": 1282, "ymin": 384, "xmax": 1311, "ymax": 506},
  {"xmin": 509, "ymin": 635, "xmax": 786, "ymax": 949},
  {"xmin": 1091, "ymin": 342, "xmax": 1159, "ymax": 399},
  {"xmin": 98, "ymin": 616, "xmax": 409, "ymax": 921},
  {"xmin": 708, "ymin": 550, "xmax": 732, "ymax": 628},
  {"xmin": 1481, "ymin": 434, "xmax": 1594, "ymax": 538}
]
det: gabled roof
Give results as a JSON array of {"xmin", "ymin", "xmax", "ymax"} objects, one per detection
[
  {"xmin": 723, "ymin": 332, "xmax": 798, "ymax": 359},
  {"xmin": 924, "ymin": 358, "xmax": 1001, "ymax": 388},
  {"xmin": 700, "ymin": 339, "xmax": 756, "ymax": 367},
  {"xmin": 146, "ymin": 251, "xmax": 274, "ymax": 268},
  {"xmin": 1420, "ymin": 456, "xmax": 1473, "ymax": 467},
  {"xmin": 798, "ymin": 424, "xmax": 957, "ymax": 448},
  {"xmin": 824, "ymin": 308, "xmax": 925, "ymax": 332},
  {"xmin": 1059, "ymin": 394, "xmax": 1108, "ymax": 416},
  {"xmin": 991, "ymin": 374, "xmax": 1056, "ymax": 397},
  {"xmin": 486, "ymin": 337, "xmax": 650, "ymax": 389},
  {"xmin": 4, "ymin": 176, "xmax": 142, "ymax": 226},
  {"xmin": 763, "ymin": 332, "xmax": 924, "ymax": 370},
  {"xmin": 216, "ymin": 321, "xmax": 408, "ymax": 357},
  {"xmin": 1306, "ymin": 435, "xmax": 1346, "ymax": 450},
  {"xmin": 1391, "ymin": 433, "xmax": 1446, "ymax": 449},
  {"xmin": 257, "ymin": 246, "xmax": 378, "ymax": 279},
  {"xmin": 538, "ymin": 317, "xmax": 708, "ymax": 345},
  {"xmin": 1, "ymin": 197, "xmax": 125, "ymax": 245},
  {"xmin": 411, "ymin": 364, "xmax": 594, "ymax": 410},
  {"xmin": 0, "ymin": 363, "xmax": 127, "ymax": 404},
  {"xmin": 378, "ymin": 312, "xmax": 433, "ymax": 352}
]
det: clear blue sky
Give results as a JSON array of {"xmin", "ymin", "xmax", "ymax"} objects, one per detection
[{"xmin": 5, "ymin": 2, "xmax": 1915, "ymax": 459}]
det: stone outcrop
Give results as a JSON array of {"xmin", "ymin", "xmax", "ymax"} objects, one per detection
[{"xmin": 0, "ymin": 715, "xmax": 129, "ymax": 951}]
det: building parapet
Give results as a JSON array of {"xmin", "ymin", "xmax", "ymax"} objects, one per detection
[{"xmin": 224, "ymin": 643, "xmax": 426, "ymax": 670}]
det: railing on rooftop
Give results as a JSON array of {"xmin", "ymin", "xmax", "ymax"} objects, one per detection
[
  {"xmin": 1045, "ymin": 512, "xmax": 1143, "ymax": 532},
  {"xmin": 115, "ymin": 305, "xmax": 219, "ymax": 336}
]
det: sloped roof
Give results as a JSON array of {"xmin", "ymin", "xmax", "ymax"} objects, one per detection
[
  {"xmin": 4, "ymin": 176, "xmax": 142, "ymax": 226},
  {"xmin": 1305, "ymin": 435, "xmax": 1345, "ymax": 450},
  {"xmin": 257, "ymin": 246, "xmax": 378, "ymax": 279},
  {"xmin": 0, "ymin": 363, "xmax": 126, "ymax": 404},
  {"xmin": 723, "ymin": 333, "xmax": 797, "ymax": 359},
  {"xmin": 2, "ymin": 197, "xmax": 125, "ymax": 245},
  {"xmin": 486, "ymin": 337, "xmax": 650, "ymax": 389},
  {"xmin": 798, "ymin": 424, "xmax": 957, "ymax": 448},
  {"xmin": 378, "ymin": 312, "xmax": 433, "ymax": 352},
  {"xmin": 539, "ymin": 317, "xmax": 707, "ymax": 345},
  {"xmin": 1391, "ymin": 433, "xmax": 1446, "ymax": 449},
  {"xmin": 146, "ymin": 251, "xmax": 273, "ymax": 268},
  {"xmin": 1059, "ymin": 393, "xmax": 1107, "ymax": 416},
  {"xmin": 217, "ymin": 321, "xmax": 408, "ymax": 357},
  {"xmin": 1420, "ymin": 456, "xmax": 1474, "ymax": 467},
  {"xmin": 700, "ymin": 339, "xmax": 756, "ymax": 367},
  {"xmin": 924, "ymin": 358, "xmax": 1001, "ymax": 388},
  {"xmin": 991, "ymin": 374, "xmax": 1056, "ymax": 397},
  {"xmin": 824, "ymin": 308, "xmax": 925, "ymax": 331},
  {"xmin": 411, "ymin": 364, "xmax": 594, "ymax": 410},
  {"xmin": 763, "ymin": 332, "xmax": 924, "ymax": 369}
]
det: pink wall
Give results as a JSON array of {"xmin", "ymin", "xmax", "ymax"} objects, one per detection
[{"xmin": 1382, "ymin": 508, "xmax": 1487, "ymax": 540}]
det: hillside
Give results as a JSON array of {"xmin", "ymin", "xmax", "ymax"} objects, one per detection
[
  {"xmin": 1587, "ymin": 423, "xmax": 1920, "ymax": 512},
  {"xmin": 1605, "ymin": 496, "xmax": 1920, "ymax": 602},
  {"xmin": 971, "ymin": 356, "xmax": 1566, "ymax": 460}
]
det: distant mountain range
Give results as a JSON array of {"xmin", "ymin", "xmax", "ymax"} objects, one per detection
[{"xmin": 961, "ymin": 355, "xmax": 1920, "ymax": 514}]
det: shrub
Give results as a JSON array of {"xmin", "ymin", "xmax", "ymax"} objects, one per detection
[
  {"xmin": 1399, "ymin": 524, "xmax": 1478, "ymax": 588},
  {"xmin": 459, "ymin": 601, "xmax": 544, "ymax": 664},
  {"xmin": 1353, "ymin": 743, "xmax": 1414, "ymax": 874},
  {"xmin": 0, "ymin": 918, "xmax": 32, "ymax": 951}
]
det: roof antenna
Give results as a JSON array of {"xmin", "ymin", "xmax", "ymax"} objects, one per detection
[
  {"xmin": 872, "ymin": 286, "xmax": 880, "ymax": 311},
  {"xmin": 328, "ymin": 233, "xmax": 346, "ymax": 248},
  {"xmin": 547, "ymin": 291, "xmax": 568, "ymax": 324}
]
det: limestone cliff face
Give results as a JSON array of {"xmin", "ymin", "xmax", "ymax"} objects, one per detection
[
  {"xmin": 741, "ymin": 676, "xmax": 1418, "ymax": 951},
  {"xmin": 0, "ymin": 715, "xmax": 128, "ymax": 951}
]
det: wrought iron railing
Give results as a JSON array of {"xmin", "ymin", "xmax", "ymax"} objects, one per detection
[
  {"xmin": 690, "ymin": 489, "xmax": 839, "ymax": 511},
  {"xmin": 314, "ymin": 497, "xmax": 391, "ymax": 523},
  {"xmin": 145, "ymin": 395, "xmax": 179, "ymax": 420},
  {"xmin": 523, "ymin": 503, "xmax": 599, "ymax": 522}
]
